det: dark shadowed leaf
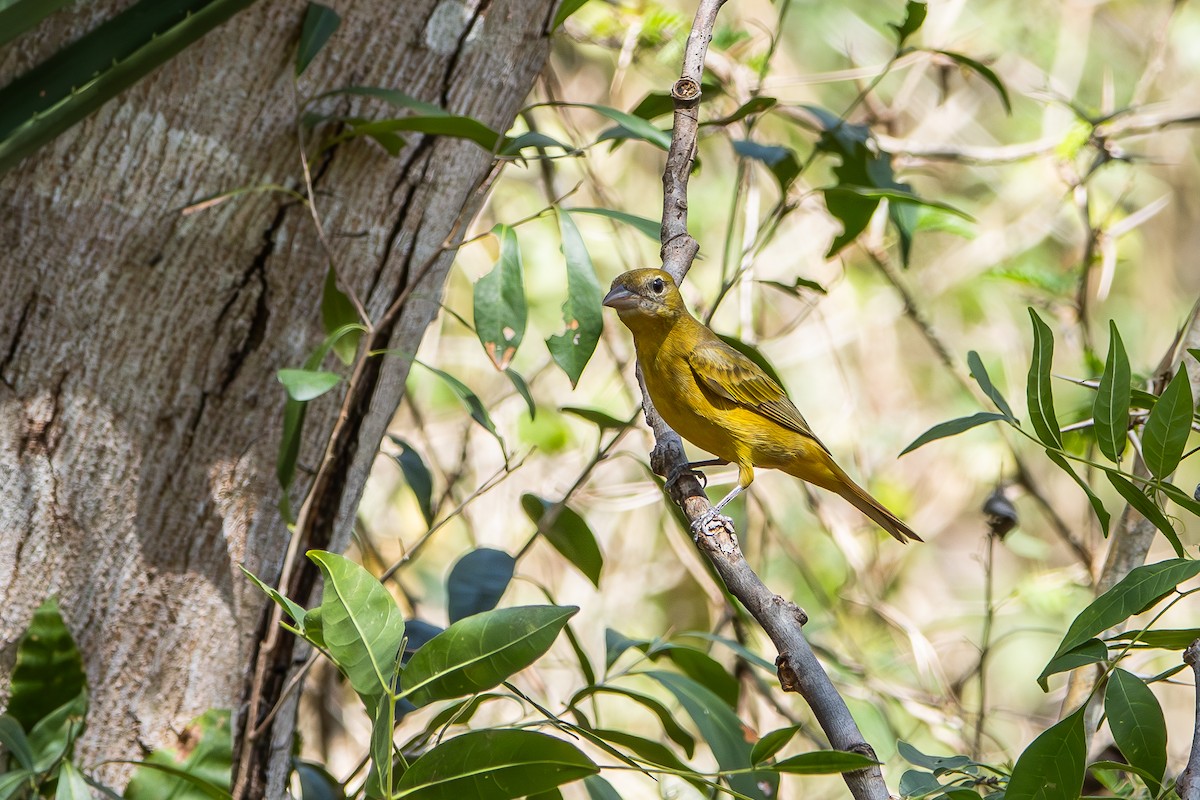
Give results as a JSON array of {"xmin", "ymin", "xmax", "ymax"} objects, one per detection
[
  {"xmin": 447, "ymin": 548, "xmax": 515, "ymax": 623},
  {"xmin": 277, "ymin": 368, "xmax": 342, "ymax": 402},
  {"xmin": 7, "ymin": 597, "xmax": 86, "ymax": 734},
  {"xmin": 571, "ymin": 684, "xmax": 694, "ymax": 757},
  {"xmin": 296, "ymin": 759, "xmax": 346, "ymax": 800},
  {"xmin": 1108, "ymin": 627, "xmax": 1200, "ymax": 650},
  {"xmin": 569, "ymin": 207, "xmax": 661, "ymax": 241},
  {"xmin": 394, "ymin": 730, "xmax": 597, "ymax": 798},
  {"xmin": 474, "ymin": 224, "xmax": 527, "ymax": 370},
  {"xmin": 295, "ymin": 2, "xmax": 340, "ymax": 76},
  {"xmin": 401, "ymin": 605, "xmax": 577, "ymax": 706},
  {"xmin": 824, "ymin": 186, "xmax": 973, "ymax": 220},
  {"xmin": 1142, "ymin": 367, "xmax": 1194, "ymax": 479},
  {"xmin": 967, "ymin": 351, "xmax": 1016, "ymax": 420},
  {"xmin": 1089, "ymin": 761, "xmax": 1167, "ymax": 796},
  {"xmin": 0, "ymin": 0, "xmax": 73, "ymax": 47},
  {"xmin": 308, "ymin": 551, "xmax": 404, "ymax": 699},
  {"xmin": 547, "ymin": 210, "xmax": 603, "ymax": 387},
  {"xmin": 322, "ymin": 268, "xmax": 361, "ymax": 365},
  {"xmin": 888, "ymin": 0, "xmax": 927, "ymax": 47},
  {"xmin": 418, "ymin": 362, "xmax": 505, "ymax": 451},
  {"xmin": 751, "ymin": 726, "xmax": 800, "ymax": 765},
  {"xmin": 660, "ymin": 646, "xmax": 739, "ymax": 708},
  {"xmin": 1045, "ymin": 450, "xmax": 1110, "ymax": 536},
  {"xmin": 1026, "ymin": 309, "xmax": 1063, "ymax": 448},
  {"xmin": 770, "ymin": 751, "xmax": 879, "ymax": 774},
  {"xmin": 552, "ymin": 0, "xmax": 591, "ymax": 30},
  {"xmin": 933, "ymin": 50, "xmax": 1012, "ymax": 113},
  {"xmin": 1094, "ymin": 321, "xmax": 1131, "ymax": 463},
  {"xmin": 1005, "ymin": 708, "xmax": 1086, "ymax": 800},
  {"xmin": 704, "ymin": 97, "xmax": 777, "ymax": 127},
  {"xmin": 760, "ymin": 277, "xmax": 828, "ymax": 296},
  {"xmin": 317, "ymin": 85, "xmax": 445, "ymax": 116},
  {"xmin": 1038, "ymin": 638, "xmax": 1108, "ymax": 685},
  {"xmin": 505, "ymin": 368, "xmax": 536, "ymax": 419},
  {"xmin": 1105, "ymin": 668, "xmax": 1166, "ymax": 793},
  {"xmin": 386, "ymin": 436, "xmax": 434, "ymax": 527},
  {"xmin": 521, "ymin": 494, "xmax": 603, "ymax": 587},
  {"xmin": 1041, "ymin": 559, "xmax": 1200, "ymax": 686},
  {"xmin": 1107, "ymin": 473, "xmax": 1183, "ymax": 557},
  {"xmin": 571, "ymin": 103, "xmax": 671, "ymax": 149},
  {"xmin": 900, "ymin": 412, "xmax": 1007, "ymax": 456},
  {"xmin": 585, "ymin": 727, "xmax": 690, "ymax": 772},
  {"xmin": 332, "ymin": 114, "xmax": 504, "ymax": 152},
  {"xmin": 732, "ymin": 139, "xmax": 800, "ymax": 190},
  {"xmin": 561, "ymin": 406, "xmax": 630, "ymax": 430}
]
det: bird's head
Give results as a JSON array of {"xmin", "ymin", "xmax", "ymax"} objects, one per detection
[{"xmin": 602, "ymin": 268, "xmax": 687, "ymax": 327}]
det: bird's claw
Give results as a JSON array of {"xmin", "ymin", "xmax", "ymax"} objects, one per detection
[
  {"xmin": 665, "ymin": 465, "xmax": 707, "ymax": 491},
  {"xmin": 690, "ymin": 509, "xmax": 733, "ymax": 536}
]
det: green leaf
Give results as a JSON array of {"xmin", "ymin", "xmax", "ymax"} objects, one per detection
[
  {"xmin": 317, "ymin": 85, "xmax": 445, "ymax": 116},
  {"xmin": 1107, "ymin": 472, "xmax": 1184, "ymax": 557},
  {"xmin": 474, "ymin": 224, "xmax": 527, "ymax": 370},
  {"xmin": 401, "ymin": 605, "xmax": 578, "ymax": 706},
  {"xmin": 7, "ymin": 597, "xmax": 86, "ymax": 734},
  {"xmin": 704, "ymin": 97, "xmax": 777, "ymax": 127},
  {"xmin": 330, "ymin": 115, "xmax": 505, "ymax": 153},
  {"xmin": 1041, "ymin": 559, "xmax": 1200, "ymax": 687},
  {"xmin": 582, "ymin": 776, "xmax": 621, "ymax": 800},
  {"xmin": 1005, "ymin": 708, "xmax": 1086, "ymax": 800},
  {"xmin": 0, "ymin": 0, "xmax": 261, "ymax": 176},
  {"xmin": 295, "ymin": 2, "xmax": 340, "ymax": 76},
  {"xmin": 568, "ymin": 207, "xmax": 661, "ymax": 241},
  {"xmin": 732, "ymin": 139, "xmax": 800, "ymax": 191},
  {"xmin": 521, "ymin": 494, "xmax": 604, "ymax": 587},
  {"xmin": 1108, "ymin": 627, "xmax": 1200, "ymax": 650},
  {"xmin": 446, "ymin": 548, "xmax": 515, "ymax": 623},
  {"xmin": 888, "ymin": 0, "xmax": 927, "ymax": 47},
  {"xmin": 1094, "ymin": 322, "xmax": 1132, "ymax": 463},
  {"xmin": 760, "ymin": 277, "xmax": 828, "ymax": 296},
  {"xmin": 277, "ymin": 368, "xmax": 342, "ymax": 402},
  {"xmin": 1026, "ymin": 309, "xmax": 1063, "ymax": 448},
  {"xmin": 770, "ymin": 750, "xmax": 879, "ymax": 774},
  {"xmin": 584, "ymin": 728, "xmax": 690, "ymax": 772},
  {"xmin": 307, "ymin": 551, "xmax": 405, "ymax": 699},
  {"xmin": 1088, "ymin": 760, "xmax": 1167, "ymax": 795},
  {"xmin": 0, "ymin": 716, "xmax": 34, "ymax": 771},
  {"xmin": 1104, "ymin": 668, "xmax": 1166, "ymax": 793},
  {"xmin": 27, "ymin": 692, "xmax": 86, "ymax": 772},
  {"xmin": 561, "ymin": 406, "xmax": 630, "ymax": 430},
  {"xmin": 54, "ymin": 760, "xmax": 92, "ymax": 800},
  {"xmin": 570, "ymin": 685, "xmax": 694, "ymax": 757},
  {"xmin": 644, "ymin": 671, "xmax": 776, "ymax": 799},
  {"xmin": 295, "ymin": 760, "xmax": 347, "ymax": 800},
  {"xmin": 1161, "ymin": 481, "xmax": 1200, "ymax": 518},
  {"xmin": 1142, "ymin": 367, "xmax": 1194, "ymax": 479},
  {"xmin": 386, "ymin": 436, "xmax": 434, "ymax": 527},
  {"xmin": 322, "ymin": 268, "xmax": 361, "ymax": 365},
  {"xmin": 1044, "ymin": 449, "xmax": 1110, "ymax": 536},
  {"xmin": 547, "ymin": 209, "xmax": 603, "ymax": 387},
  {"xmin": 551, "ymin": 0, "xmax": 591, "ymax": 30},
  {"xmin": 899, "ymin": 412, "xmax": 1007, "ymax": 456},
  {"xmin": 932, "ymin": 50, "xmax": 1012, "ymax": 113},
  {"xmin": 1039, "ymin": 638, "xmax": 1108, "ymax": 684},
  {"xmin": 896, "ymin": 740, "xmax": 974, "ymax": 771},
  {"xmin": 122, "ymin": 709, "xmax": 232, "ymax": 799},
  {"xmin": 751, "ymin": 725, "xmax": 800, "ymax": 765},
  {"xmin": 567, "ymin": 103, "xmax": 671, "ymax": 149},
  {"xmin": 394, "ymin": 730, "xmax": 597, "ymax": 798},
  {"xmin": 967, "ymin": 351, "xmax": 1016, "ymax": 420},
  {"xmin": 0, "ymin": 770, "xmax": 33, "ymax": 798},
  {"xmin": 505, "ymin": 368, "xmax": 536, "ymax": 420},
  {"xmin": 824, "ymin": 185, "xmax": 974, "ymax": 220},
  {"xmin": 418, "ymin": 362, "xmax": 506, "ymax": 451},
  {"xmin": 660, "ymin": 646, "xmax": 739, "ymax": 708},
  {"xmin": 239, "ymin": 565, "xmax": 307, "ymax": 628},
  {"xmin": 0, "ymin": 0, "xmax": 73, "ymax": 47},
  {"xmin": 365, "ymin": 691, "xmax": 397, "ymax": 799}
]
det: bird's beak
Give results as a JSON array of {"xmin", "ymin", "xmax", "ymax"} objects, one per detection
[{"xmin": 602, "ymin": 285, "xmax": 639, "ymax": 310}]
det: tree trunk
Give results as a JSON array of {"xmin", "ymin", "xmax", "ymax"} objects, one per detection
[{"xmin": 0, "ymin": 0, "xmax": 554, "ymax": 793}]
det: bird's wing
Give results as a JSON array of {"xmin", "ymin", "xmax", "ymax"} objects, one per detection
[{"xmin": 686, "ymin": 339, "xmax": 831, "ymax": 454}]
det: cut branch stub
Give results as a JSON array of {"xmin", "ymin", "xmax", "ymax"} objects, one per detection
[{"xmin": 672, "ymin": 77, "xmax": 702, "ymax": 103}]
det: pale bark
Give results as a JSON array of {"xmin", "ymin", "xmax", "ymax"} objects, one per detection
[{"xmin": 0, "ymin": 0, "xmax": 553, "ymax": 793}]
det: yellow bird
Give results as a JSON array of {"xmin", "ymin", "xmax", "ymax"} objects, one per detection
[{"xmin": 603, "ymin": 268, "xmax": 920, "ymax": 543}]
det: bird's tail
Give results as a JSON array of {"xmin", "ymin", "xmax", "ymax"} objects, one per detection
[{"xmin": 829, "ymin": 470, "xmax": 922, "ymax": 544}]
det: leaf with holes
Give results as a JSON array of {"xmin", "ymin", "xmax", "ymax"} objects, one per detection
[
  {"xmin": 474, "ymin": 224, "xmax": 527, "ymax": 370},
  {"xmin": 546, "ymin": 209, "xmax": 603, "ymax": 387}
]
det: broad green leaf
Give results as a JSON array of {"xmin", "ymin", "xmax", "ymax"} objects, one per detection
[
  {"xmin": 395, "ymin": 730, "xmax": 597, "ymax": 798},
  {"xmin": 499, "ymin": 131, "xmax": 576, "ymax": 156},
  {"xmin": 295, "ymin": 2, "xmax": 340, "ymax": 76},
  {"xmin": 7, "ymin": 597, "xmax": 86, "ymax": 734},
  {"xmin": 1005, "ymin": 707, "xmax": 1086, "ymax": 800},
  {"xmin": 1094, "ymin": 322, "xmax": 1131, "ymax": 463},
  {"xmin": 605, "ymin": 629, "xmax": 650, "ymax": 669},
  {"xmin": 552, "ymin": 0, "xmax": 591, "ymax": 30},
  {"xmin": 899, "ymin": 769, "xmax": 942, "ymax": 797},
  {"xmin": 888, "ymin": 0, "xmax": 927, "ymax": 47},
  {"xmin": 474, "ymin": 224, "xmax": 527, "ymax": 370},
  {"xmin": 521, "ymin": 494, "xmax": 603, "ymax": 587},
  {"xmin": 932, "ymin": 50, "xmax": 1012, "ymax": 113},
  {"xmin": 661, "ymin": 646, "xmax": 739, "ymax": 708},
  {"xmin": 569, "ymin": 207, "xmax": 661, "ymax": 241},
  {"xmin": 644, "ymin": 670, "xmax": 776, "ymax": 799},
  {"xmin": 27, "ymin": 692, "xmax": 86, "ymax": 771},
  {"xmin": 1107, "ymin": 472, "xmax": 1184, "ymax": 557},
  {"xmin": 567, "ymin": 103, "xmax": 671, "ymax": 149},
  {"xmin": 1026, "ymin": 309, "xmax": 1062, "ymax": 448},
  {"xmin": 307, "ymin": 551, "xmax": 405, "ymax": 699},
  {"xmin": 1088, "ymin": 760, "xmax": 1167, "ymax": 795},
  {"xmin": 732, "ymin": 139, "xmax": 800, "ymax": 191},
  {"xmin": 1142, "ymin": 367, "xmax": 1194, "ymax": 479},
  {"xmin": 505, "ymin": 368, "xmax": 536, "ymax": 419},
  {"xmin": 896, "ymin": 740, "xmax": 974, "ymax": 771},
  {"xmin": 0, "ymin": 0, "xmax": 261, "ymax": 176},
  {"xmin": 364, "ymin": 691, "xmax": 397, "ymax": 799},
  {"xmin": 585, "ymin": 728, "xmax": 690, "ymax": 771},
  {"xmin": 55, "ymin": 760, "xmax": 93, "ymax": 800},
  {"xmin": 0, "ymin": 0, "xmax": 73, "ymax": 47},
  {"xmin": 1038, "ymin": 638, "xmax": 1108, "ymax": 685},
  {"xmin": 446, "ymin": 548, "xmax": 516, "ymax": 623},
  {"xmin": 401, "ymin": 605, "xmax": 577, "ymax": 706},
  {"xmin": 900, "ymin": 412, "xmax": 1007, "ymax": 456},
  {"xmin": 1104, "ymin": 669, "xmax": 1166, "ymax": 793},
  {"xmin": 0, "ymin": 716, "xmax": 33, "ymax": 770},
  {"xmin": 122, "ymin": 709, "xmax": 232, "ymax": 799},
  {"xmin": 570, "ymin": 685, "xmax": 694, "ymax": 757},
  {"xmin": 239, "ymin": 565, "xmax": 307, "ymax": 628},
  {"xmin": 277, "ymin": 368, "xmax": 342, "ymax": 402},
  {"xmin": 582, "ymin": 776, "xmax": 621, "ymax": 800},
  {"xmin": 418, "ymin": 362, "xmax": 506, "ymax": 450},
  {"xmin": 295, "ymin": 760, "xmax": 346, "ymax": 800},
  {"xmin": 751, "ymin": 725, "xmax": 800, "ymax": 765},
  {"xmin": 1045, "ymin": 449, "xmax": 1110, "ymax": 536},
  {"xmin": 385, "ymin": 436, "xmax": 434, "ymax": 527},
  {"xmin": 561, "ymin": 406, "xmax": 629, "ymax": 430},
  {"xmin": 321, "ymin": 268, "xmax": 361, "ymax": 365},
  {"xmin": 1108, "ymin": 627, "xmax": 1200, "ymax": 650},
  {"xmin": 824, "ymin": 186, "xmax": 974, "ymax": 221},
  {"xmin": 1041, "ymin": 559, "xmax": 1200, "ymax": 686},
  {"xmin": 770, "ymin": 750, "xmax": 879, "ymax": 774},
  {"xmin": 0, "ymin": 770, "xmax": 33, "ymax": 797},
  {"xmin": 704, "ymin": 97, "xmax": 777, "ymax": 127},
  {"xmin": 1161, "ymin": 481, "xmax": 1200, "ymax": 518},
  {"xmin": 968, "ymin": 352, "xmax": 1015, "ymax": 420},
  {"xmin": 547, "ymin": 209, "xmax": 603, "ymax": 387}
]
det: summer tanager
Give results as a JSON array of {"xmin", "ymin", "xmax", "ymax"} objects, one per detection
[{"xmin": 603, "ymin": 267, "xmax": 920, "ymax": 543}]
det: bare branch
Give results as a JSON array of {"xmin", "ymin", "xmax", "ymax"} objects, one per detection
[{"xmin": 1178, "ymin": 639, "xmax": 1200, "ymax": 800}]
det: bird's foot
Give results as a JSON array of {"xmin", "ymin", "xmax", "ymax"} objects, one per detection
[
  {"xmin": 690, "ymin": 508, "xmax": 733, "ymax": 536},
  {"xmin": 665, "ymin": 463, "xmax": 707, "ymax": 491}
]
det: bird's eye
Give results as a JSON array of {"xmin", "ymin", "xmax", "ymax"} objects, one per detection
[{"xmin": 651, "ymin": 277, "xmax": 665, "ymax": 294}]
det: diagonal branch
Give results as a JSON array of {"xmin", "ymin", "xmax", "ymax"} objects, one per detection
[{"xmin": 639, "ymin": 1, "xmax": 891, "ymax": 798}]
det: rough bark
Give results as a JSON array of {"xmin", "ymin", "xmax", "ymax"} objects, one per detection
[{"xmin": 0, "ymin": 0, "xmax": 553, "ymax": 792}]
